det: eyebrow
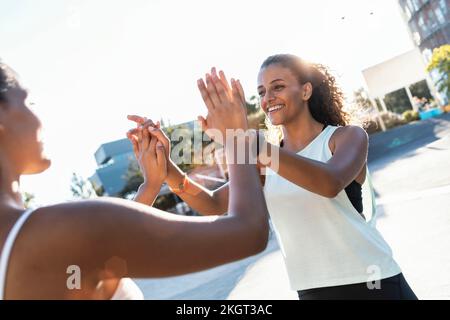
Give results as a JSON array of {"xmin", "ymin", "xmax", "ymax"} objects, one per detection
[{"xmin": 257, "ymin": 79, "xmax": 285, "ymax": 89}]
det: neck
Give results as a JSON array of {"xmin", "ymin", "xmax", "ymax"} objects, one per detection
[
  {"xmin": 0, "ymin": 160, "xmax": 24, "ymax": 210},
  {"xmin": 281, "ymin": 106, "xmax": 324, "ymax": 151}
]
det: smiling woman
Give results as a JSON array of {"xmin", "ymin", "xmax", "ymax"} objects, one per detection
[
  {"xmin": 255, "ymin": 54, "xmax": 417, "ymax": 299},
  {"xmin": 142, "ymin": 56, "xmax": 418, "ymax": 300},
  {"xmin": 258, "ymin": 54, "xmax": 349, "ymax": 129}
]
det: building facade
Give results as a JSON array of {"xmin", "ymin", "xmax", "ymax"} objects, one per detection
[
  {"xmin": 89, "ymin": 138, "xmax": 135, "ymax": 196},
  {"xmin": 398, "ymin": 0, "xmax": 449, "ymax": 61},
  {"xmin": 363, "ymin": 48, "xmax": 439, "ymax": 115}
]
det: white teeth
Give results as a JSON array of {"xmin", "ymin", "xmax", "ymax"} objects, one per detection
[{"xmin": 268, "ymin": 105, "xmax": 284, "ymax": 112}]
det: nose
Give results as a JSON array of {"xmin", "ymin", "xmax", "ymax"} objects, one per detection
[{"xmin": 261, "ymin": 90, "xmax": 275, "ymax": 110}]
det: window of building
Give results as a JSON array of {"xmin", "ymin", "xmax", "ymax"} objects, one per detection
[
  {"xmin": 409, "ymin": 80, "xmax": 433, "ymax": 101},
  {"xmin": 417, "ymin": 14, "xmax": 428, "ymax": 36},
  {"xmin": 439, "ymin": 0, "xmax": 447, "ymax": 15},
  {"xmin": 384, "ymin": 88, "xmax": 413, "ymax": 114},
  {"xmin": 433, "ymin": 3, "xmax": 446, "ymax": 25},
  {"xmin": 407, "ymin": 0, "xmax": 416, "ymax": 13},
  {"xmin": 426, "ymin": 8, "xmax": 438, "ymax": 31}
]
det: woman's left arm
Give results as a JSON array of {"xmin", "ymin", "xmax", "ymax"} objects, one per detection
[{"xmin": 260, "ymin": 126, "xmax": 368, "ymax": 198}]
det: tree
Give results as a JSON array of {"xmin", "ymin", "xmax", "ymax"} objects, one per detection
[
  {"xmin": 246, "ymin": 95, "xmax": 260, "ymax": 115},
  {"xmin": 245, "ymin": 95, "xmax": 266, "ymax": 130},
  {"xmin": 118, "ymin": 158, "xmax": 178, "ymax": 211},
  {"xmin": 118, "ymin": 159, "xmax": 144, "ymax": 198},
  {"xmin": 70, "ymin": 173, "xmax": 96, "ymax": 199},
  {"xmin": 22, "ymin": 192, "xmax": 36, "ymax": 209},
  {"xmin": 353, "ymin": 87, "xmax": 373, "ymax": 110},
  {"xmin": 350, "ymin": 87, "xmax": 388, "ymax": 133},
  {"xmin": 426, "ymin": 45, "xmax": 450, "ymax": 101}
]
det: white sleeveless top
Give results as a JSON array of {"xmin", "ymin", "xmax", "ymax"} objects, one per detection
[
  {"xmin": 264, "ymin": 125, "xmax": 401, "ymax": 291},
  {"xmin": 0, "ymin": 208, "xmax": 143, "ymax": 300}
]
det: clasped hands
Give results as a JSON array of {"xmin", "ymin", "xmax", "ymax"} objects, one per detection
[{"xmin": 126, "ymin": 67, "xmax": 253, "ymax": 191}]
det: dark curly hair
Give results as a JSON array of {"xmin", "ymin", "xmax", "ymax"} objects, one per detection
[
  {"xmin": 0, "ymin": 61, "xmax": 20, "ymax": 103},
  {"xmin": 260, "ymin": 54, "xmax": 350, "ymax": 127}
]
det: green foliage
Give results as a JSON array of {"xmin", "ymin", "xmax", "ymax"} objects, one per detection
[
  {"xmin": 402, "ymin": 110, "xmax": 420, "ymax": 122},
  {"xmin": 92, "ymin": 184, "xmax": 105, "ymax": 197},
  {"xmin": 246, "ymin": 95, "xmax": 260, "ymax": 115},
  {"xmin": 365, "ymin": 111, "xmax": 406, "ymax": 134},
  {"xmin": 70, "ymin": 173, "xmax": 96, "ymax": 199},
  {"xmin": 22, "ymin": 192, "xmax": 36, "ymax": 209},
  {"xmin": 426, "ymin": 45, "xmax": 450, "ymax": 100},
  {"xmin": 118, "ymin": 158, "xmax": 178, "ymax": 211},
  {"xmin": 246, "ymin": 95, "xmax": 267, "ymax": 130},
  {"xmin": 353, "ymin": 87, "xmax": 373, "ymax": 110},
  {"xmin": 380, "ymin": 111, "xmax": 406, "ymax": 128},
  {"xmin": 247, "ymin": 110, "xmax": 266, "ymax": 130},
  {"xmin": 118, "ymin": 159, "xmax": 143, "ymax": 198}
]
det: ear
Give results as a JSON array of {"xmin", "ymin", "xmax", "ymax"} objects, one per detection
[{"xmin": 302, "ymin": 82, "xmax": 313, "ymax": 101}]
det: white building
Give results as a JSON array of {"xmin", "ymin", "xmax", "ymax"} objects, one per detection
[{"xmin": 362, "ymin": 47, "xmax": 442, "ymax": 115}]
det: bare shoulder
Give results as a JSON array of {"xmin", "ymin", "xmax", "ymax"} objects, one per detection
[
  {"xmin": 15, "ymin": 198, "xmax": 155, "ymax": 266},
  {"xmin": 24, "ymin": 198, "xmax": 132, "ymax": 229},
  {"xmin": 23, "ymin": 197, "xmax": 162, "ymax": 239},
  {"xmin": 334, "ymin": 125, "xmax": 368, "ymax": 140},
  {"xmin": 329, "ymin": 125, "xmax": 368, "ymax": 153},
  {"xmin": 7, "ymin": 199, "xmax": 148, "ymax": 298}
]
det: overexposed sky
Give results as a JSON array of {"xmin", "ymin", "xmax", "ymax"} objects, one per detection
[{"xmin": 0, "ymin": 0, "xmax": 414, "ymax": 203}]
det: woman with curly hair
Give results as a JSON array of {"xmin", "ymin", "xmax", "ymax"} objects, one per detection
[{"xmin": 131, "ymin": 54, "xmax": 417, "ymax": 300}]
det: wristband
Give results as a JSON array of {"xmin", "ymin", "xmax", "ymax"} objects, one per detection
[{"xmin": 169, "ymin": 173, "xmax": 189, "ymax": 194}]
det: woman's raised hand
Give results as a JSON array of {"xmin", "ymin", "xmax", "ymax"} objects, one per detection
[
  {"xmin": 127, "ymin": 115, "xmax": 171, "ymax": 158},
  {"xmin": 126, "ymin": 119, "xmax": 167, "ymax": 189},
  {"xmin": 197, "ymin": 68, "xmax": 248, "ymax": 143}
]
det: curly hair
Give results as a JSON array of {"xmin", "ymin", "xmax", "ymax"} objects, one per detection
[
  {"xmin": 0, "ymin": 61, "xmax": 20, "ymax": 103},
  {"xmin": 260, "ymin": 54, "xmax": 350, "ymax": 127}
]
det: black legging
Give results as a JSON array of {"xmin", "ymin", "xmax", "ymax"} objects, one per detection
[{"xmin": 297, "ymin": 273, "xmax": 418, "ymax": 300}]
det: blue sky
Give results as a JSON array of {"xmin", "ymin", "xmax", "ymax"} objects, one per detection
[{"xmin": 0, "ymin": 0, "xmax": 414, "ymax": 203}]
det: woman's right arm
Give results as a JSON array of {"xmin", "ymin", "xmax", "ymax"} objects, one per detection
[
  {"xmin": 165, "ymin": 160, "xmax": 230, "ymax": 215},
  {"xmin": 165, "ymin": 160, "xmax": 265, "ymax": 216},
  {"xmin": 127, "ymin": 115, "xmax": 230, "ymax": 216}
]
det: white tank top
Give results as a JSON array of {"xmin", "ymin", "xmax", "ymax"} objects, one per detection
[
  {"xmin": 263, "ymin": 125, "xmax": 401, "ymax": 291},
  {"xmin": 0, "ymin": 208, "xmax": 143, "ymax": 300}
]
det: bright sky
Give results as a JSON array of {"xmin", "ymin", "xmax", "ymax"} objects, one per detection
[{"xmin": 0, "ymin": 0, "xmax": 414, "ymax": 204}]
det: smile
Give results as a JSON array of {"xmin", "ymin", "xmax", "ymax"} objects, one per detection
[{"xmin": 267, "ymin": 104, "xmax": 285, "ymax": 113}]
